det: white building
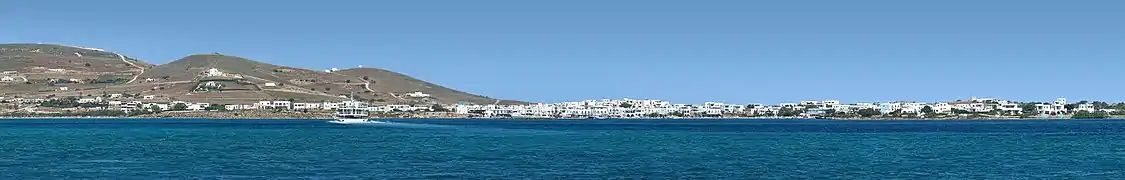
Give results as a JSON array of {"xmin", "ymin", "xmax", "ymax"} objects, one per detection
[
  {"xmin": 779, "ymin": 103, "xmax": 799, "ymax": 109},
  {"xmin": 187, "ymin": 103, "xmax": 209, "ymax": 111},
  {"xmin": 822, "ymin": 100, "xmax": 840, "ymax": 106},
  {"xmin": 800, "ymin": 101, "xmax": 818, "ymax": 106},
  {"xmin": 1076, "ymin": 103, "xmax": 1096, "ymax": 112},
  {"xmin": 932, "ymin": 103, "xmax": 953, "ymax": 114},
  {"xmin": 405, "ymin": 92, "xmax": 431, "ymax": 98},
  {"xmin": 721, "ymin": 104, "xmax": 744, "ymax": 113},
  {"xmin": 1036, "ymin": 98, "xmax": 1068, "ymax": 115},
  {"xmin": 0, "ymin": 76, "xmax": 14, "ymax": 82},
  {"xmin": 139, "ymin": 103, "xmax": 169, "ymax": 111},
  {"xmin": 266, "ymin": 101, "xmax": 292, "ymax": 109},
  {"xmin": 997, "ymin": 102, "xmax": 1022, "ymax": 114},
  {"xmin": 292, "ymin": 103, "xmax": 323, "ymax": 110},
  {"xmin": 77, "ymin": 97, "xmax": 103, "ymax": 103},
  {"xmin": 320, "ymin": 102, "xmax": 342, "ymax": 110},
  {"xmin": 879, "ymin": 103, "xmax": 903, "ymax": 114},
  {"xmin": 203, "ymin": 68, "xmax": 224, "ymax": 77},
  {"xmin": 901, "ymin": 103, "xmax": 926, "ymax": 114}
]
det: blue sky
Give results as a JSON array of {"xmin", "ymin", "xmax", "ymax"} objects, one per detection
[{"xmin": 2, "ymin": 0, "xmax": 1122, "ymax": 104}]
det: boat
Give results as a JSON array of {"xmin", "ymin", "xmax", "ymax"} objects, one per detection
[{"xmin": 328, "ymin": 101, "xmax": 379, "ymax": 124}]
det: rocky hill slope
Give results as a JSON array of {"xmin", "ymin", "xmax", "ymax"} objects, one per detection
[{"xmin": 0, "ymin": 44, "xmax": 525, "ymax": 105}]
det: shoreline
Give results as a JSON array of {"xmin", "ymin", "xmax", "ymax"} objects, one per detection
[{"xmin": 0, "ymin": 116, "xmax": 1109, "ymax": 120}]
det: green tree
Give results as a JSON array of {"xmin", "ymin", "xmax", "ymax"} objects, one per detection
[
  {"xmin": 431, "ymin": 104, "xmax": 448, "ymax": 112},
  {"xmin": 668, "ymin": 111, "xmax": 686, "ymax": 117},
  {"xmin": 1114, "ymin": 103, "xmax": 1125, "ymax": 110},
  {"xmin": 856, "ymin": 108, "xmax": 881, "ymax": 117},
  {"xmin": 777, "ymin": 108, "xmax": 803, "ymax": 117},
  {"xmin": 1092, "ymin": 101, "xmax": 1111, "ymax": 110},
  {"xmin": 1020, "ymin": 103, "xmax": 1039, "ymax": 115},
  {"xmin": 921, "ymin": 106, "xmax": 935, "ymax": 115},
  {"xmin": 148, "ymin": 105, "xmax": 163, "ymax": 113},
  {"xmin": 1073, "ymin": 110, "xmax": 1109, "ymax": 119},
  {"xmin": 204, "ymin": 104, "xmax": 225, "ymax": 111},
  {"xmin": 889, "ymin": 109, "xmax": 903, "ymax": 116},
  {"xmin": 757, "ymin": 111, "xmax": 775, "ymax": 117},
  {"xmin": 1064, "ymin": 104, "xmax": 1078, "ymax": 111},
  {"xmin": 619, "ymin": 103, "xmax": 634, "ymax": 108},
  {"xmin": 171, "ymin": 103, "xmax": 188, "ymax": 111}
]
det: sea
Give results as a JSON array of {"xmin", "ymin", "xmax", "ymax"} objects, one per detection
[{"xmin": 2, "ymin": 119, "xmax": 1125, "ymax": 179}]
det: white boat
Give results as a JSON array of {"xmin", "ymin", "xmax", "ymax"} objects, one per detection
[{"xmin": 328, "ymin": 101, "xmax": 379, "ymax": 124}]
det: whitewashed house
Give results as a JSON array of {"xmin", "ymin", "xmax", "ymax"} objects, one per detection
[
  {"xmin": 878, "ymin": 103, "xmax": 903, "ymax": 114},
  {"xmin": 1076, "ymin": 103, "xmax": 1096, "ymax": 112},
  {"xmin": 998, "ymin": 102, "xmax": 1022, "ymax": 114},
  {"xmin": 932, "ymin": 103, "xmax": 953, "ymax": 114},
  {"xmin": 405, "ymin": 92, "xmax": 431, "ymax": 98},
  {"xmin": 77, "ymin": 97, "xmax": 103, "ymax": 103},
  {"xmin": 187, "ymin": 103, "xmax": 208, "ymax": 111},
  {"xmin": 292, "ymin": 103, "xmax": 322, "ymax": 110}
]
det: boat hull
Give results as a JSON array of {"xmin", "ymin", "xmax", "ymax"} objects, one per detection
[{"xmin": 328, "ymin": 118, "xmax": 379, "ymax": 124}]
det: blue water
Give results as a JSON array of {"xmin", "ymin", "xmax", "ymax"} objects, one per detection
[{"xmin": 3, "ymin": 119, "xmax": 1125, "ymax": 179}]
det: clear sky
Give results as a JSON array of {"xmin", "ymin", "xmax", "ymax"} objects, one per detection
[{"xmin": 2, "ymin": 0, "xmax": 1122, "ymax": 104}]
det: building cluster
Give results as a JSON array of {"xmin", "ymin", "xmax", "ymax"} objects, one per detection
[
  {"xmin": 0, "ymin": 94, "xmax": 435, "ymax": 114},
  {"xmin": 450, "ymin": 99, "xmax": 745, "ymax": 118},
  {"xmin": 2, "ymin": 93, "xmax": 1121, "ymax": 118},
  {"xmin": 0, "ymin": 72, "xmax": 16, "ymax": 83},
  {"xmin": 447, "ymin": 97, "xmax": 1118, "ymax": 118}
]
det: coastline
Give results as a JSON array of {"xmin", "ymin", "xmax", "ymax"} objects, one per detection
[{"xmin": 0, "ymin": 116, "xmax": 1107, "ymax": 120}]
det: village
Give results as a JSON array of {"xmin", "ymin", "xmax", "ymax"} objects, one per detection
[{"xmin": 1, "ymin": 92, "xmax": 1122, "ymax": 119}]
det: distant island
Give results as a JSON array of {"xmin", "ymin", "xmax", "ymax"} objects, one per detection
[{"xmin": 1, "ymin": 44, "xmax": 1121, "ymax": 120}]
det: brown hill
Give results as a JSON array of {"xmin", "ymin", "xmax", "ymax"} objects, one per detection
[
  {"xmin": 1, "ymin": 44, "xmax": 524, "ymax": 105},
  {"xmin": 138, "ymin": 54, "xmax": 350, "ymax": 83},
  {"xmin": 133, "ymin": 54, "xmax": 522, "ymax": 105},
  {"xmin": 0, "ymin": 44, "xmax": 153, "ymax": 72},
  {"xmin": 334, "ymin": 68, "xmax": 528, "ymax": 105}
]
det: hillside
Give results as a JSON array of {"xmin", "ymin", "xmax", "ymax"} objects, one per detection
[
  {"xmin": 335, "ymin": 68, "xmax": 526, "ymax": 105},
  {"xmin": 138, "ymin": 54, "xmax": 352, "ymax": 83},
  {"xmin": 0, "ymin": 44, "xmax": 153, "ymax": 72},
  {"xmin": 1, "ymin": 44, "xmax": 523, "ymax": 105},
  {"xmin": 0, "ymin": 43, "xmax": 154, "ymax": 70}
]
